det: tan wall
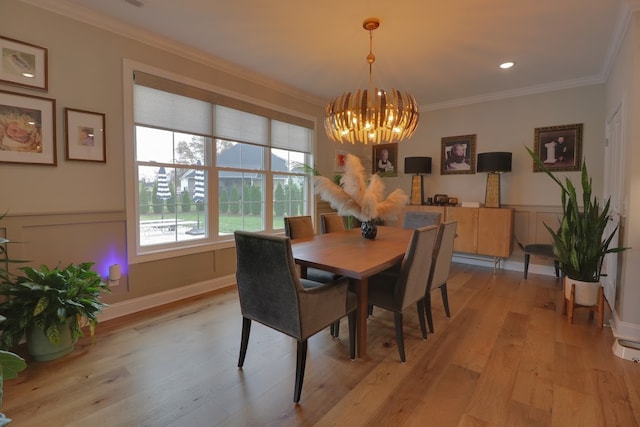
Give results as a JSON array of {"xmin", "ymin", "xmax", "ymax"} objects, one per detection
[
  {"xmin": 0, "ymin": 1, "xmax": 325, "ymax": 303},
  {"xmin": 605, "ymin": 11, "xmax": 640, "ymax": 327},
  {"xmin": 1, "ymin": 2, "xmax": 630, "ymax": 317}
]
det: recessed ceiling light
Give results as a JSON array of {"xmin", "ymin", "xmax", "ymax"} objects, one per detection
[{"xmin": 500, "ymin": 62, "xmax": 515, "ymax": 69}]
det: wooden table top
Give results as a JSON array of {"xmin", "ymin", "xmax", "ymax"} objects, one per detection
[{"xmin": 291, "ymin": 226, "xmax": 413, "ymax": 280}]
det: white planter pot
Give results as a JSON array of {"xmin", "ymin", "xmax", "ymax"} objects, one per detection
[
  {"xmin": 27, "ymin": 319, "xmax": 77, "ymax": 362},
  {"xmin": 564, "ymin": 277, "xmax": 601, "ymax": 307}
]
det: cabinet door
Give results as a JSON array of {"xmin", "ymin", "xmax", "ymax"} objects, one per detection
[
  {"xmin": 477, "ymin": 208, "xmax": 514, "ymax": 257},
  {"xmin": 446, "ymin": 207, "xmax": 478, "ymax": 253}
]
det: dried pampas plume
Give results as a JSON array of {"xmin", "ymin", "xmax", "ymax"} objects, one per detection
[{"xmin": 314, "ymin": 154, "xmax": 409, "ymax": 222}]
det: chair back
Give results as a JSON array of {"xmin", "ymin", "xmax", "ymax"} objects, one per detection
[
  {"xmin": 429, "ymin": 221, "xmax": 457, "ymax": 291},
  {"xmin": 234, "ymin": 231, "xmax": 303, "ymax": 338},
  {"xmin": 320, "ymin": 213, "xmax": 346, "ymax": 234},
  {"xmin": 395, "ymin": 225, "xmax": 438, "ymax": 309},
  {"xmin": 403, "ymin": 211, "xmax": 442, "ymax": 229},
  {"xmin": 284, "ymin": 216, "xmax": 315, "ymax": 240}
]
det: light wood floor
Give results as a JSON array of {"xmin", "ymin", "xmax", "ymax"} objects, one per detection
[{"xmin": 4, "ymin": 264, "xmax": 640, "ymax": 426}]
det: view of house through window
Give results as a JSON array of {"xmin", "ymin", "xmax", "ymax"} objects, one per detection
[{"xmin": 133, "ymin": 78, "xmax": 313, "ymax": 251}]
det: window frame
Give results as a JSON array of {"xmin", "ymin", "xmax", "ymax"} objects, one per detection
[{"xmin": 123, "ymin": 60, "xmax": 317, "ymax": 264}]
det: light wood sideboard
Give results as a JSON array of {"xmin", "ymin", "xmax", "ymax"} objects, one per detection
[{"xmin": 402, "ymin": 205, "xmax": 514, "ymax": 258}]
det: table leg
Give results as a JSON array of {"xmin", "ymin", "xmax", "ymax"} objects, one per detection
[{"xmin": 354, "ymin": 277, "xmax": 368, "ymax": 358}]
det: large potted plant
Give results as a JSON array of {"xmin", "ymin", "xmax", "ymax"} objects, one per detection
[
  {"xmin": 0, "ymin": 262, "xmax": 110, "ymax": 361},
  {"xmin": 527, "ymin": 147, "xmax": 628, "ymax": 307}
]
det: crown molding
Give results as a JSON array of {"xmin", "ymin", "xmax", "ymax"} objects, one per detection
[
  {"xmin": 20, "ymin": 0, "xmax": 327, "ymax": 107},
  {"xmin": 421, "ymin": 74, "xmax": 604, "ymax": 112},
  {"xmin": 601, "ymin": 0, "xmax": 640, "ymax": 80}
]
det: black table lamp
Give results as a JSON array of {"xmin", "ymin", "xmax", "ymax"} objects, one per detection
[
  {"xmin": 404, "ymin": 157, "xmax": 432, "ymax": 205},
  {"xmin": 477, "ymin": 152, "xmax": 512, "ymax": 208}
]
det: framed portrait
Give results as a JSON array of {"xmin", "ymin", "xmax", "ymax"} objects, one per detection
[
  {"xmin": 0, "ymin": 36, "xmax": 48, "ymax": 91},
  {"xmin": 372, "ymin": 143, "xmax": 398, "ymax": 177},
  {"xmin": 441, "ymin": 134, "xmax": 476, "ymax": 175},
  {"xmin": 65, "ymin": 108, "xmax": 106, "ymax": 163},
  {"xmin": 334, "ymin": 149, "xmax": 348, "ymax": 173},
  {"xmin": 0, "ymin": 90, "xmax": 56, "ymax": 166},
  {"xmin": 533, "ymin": 123, "xmax": 583, "ymax": 172}
]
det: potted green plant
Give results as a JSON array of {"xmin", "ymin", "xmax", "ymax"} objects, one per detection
[
  {"xmin": 526, "ymin": 147, "xmax": 628, "ymax": 306},
  {"xmin": 0, "ymin": 262, "xmax": 110, "ymax": 361}
]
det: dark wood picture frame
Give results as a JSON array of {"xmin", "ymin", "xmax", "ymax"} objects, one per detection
[
  {"xmin": 0, "ymin": 90, "xmax": 56, "ymax": 166},
  {"xmin": 65, "ymin": 108, "xmax": 106, "ymax": 163},
  {"xmin": 533, "ymin": 123, "xmax": 583, "ymax": 172},
  {"xmin": 441, "ymin": 134, "xmax": 476, "ymax": 175},
  {"xmin": 0, "ymin": 36, "xmax": 48, "ymax": 91},
  {"xmin": 372, "ymin": 143, "xmax": 398, "ymax": 177}
]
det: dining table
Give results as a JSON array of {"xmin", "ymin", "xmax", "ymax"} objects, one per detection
[{"xmin": 290, "ymin": 225, "xmax": 414, "ymax": 358}]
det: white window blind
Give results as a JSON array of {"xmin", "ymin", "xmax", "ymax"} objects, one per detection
[
  {"xmin": 213, "ymin": 105, "xmax": 268, "ymax": 145},
  {"xmin": 134, "ymin": 85, "xmax": 212, "ymax": 135},
  {"xmin": 271, "ymin": 120, "xmax": 312, "ymax": 153}
]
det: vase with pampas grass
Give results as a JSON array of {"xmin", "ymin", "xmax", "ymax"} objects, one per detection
[{"xmin": 314, "ymin": 154, "xmax": 409, "ymax": 239}]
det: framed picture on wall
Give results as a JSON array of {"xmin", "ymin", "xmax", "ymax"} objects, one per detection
[
  {"xmin": 65, "ymin": 108, "xmax": 106, "ymax": 163},
  {"xmin": 372, "ymin": 143, "xmax": 398, "ymax": 177},
  {"xmin": 0, "ymin": 90, "xmax": 56, "ymax": 166},
  {"xmin": 0, "ymin": 36, "xmax": 48, "ymax": 91},
  {"xmin": 334, "ymin": 149, "xmax": 348, "ymax": 173},
  {"xmin": 440, "ymin": 134, "xmax": 476, "ymax": 175},
  {"xmin": 532, "ymin": 123, "xmax": 583, "ymax": 172}
]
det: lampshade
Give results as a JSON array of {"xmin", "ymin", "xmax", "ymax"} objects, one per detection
[
  {"xmin": 477, "ymin": 152, "xmax": 512, "ymax": 208},
  {"xmin": 477, "ymin": 152, "xmax": 512, "ymax": 173},
  {"xmin": 404, "ymin": 157, "xmax": 431, "ymax": 205},
  {"xmin": 324, "ymin": 18, "xmax": 420, "ymax": 145},
  {"xmin": 404, "ymin": 157, "xmax": 432, "ymax": 174}
]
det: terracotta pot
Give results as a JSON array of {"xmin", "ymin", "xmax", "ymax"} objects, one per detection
[{"xmin": 564, "ymin": 277, "xmax": 601, "ymax": 306}]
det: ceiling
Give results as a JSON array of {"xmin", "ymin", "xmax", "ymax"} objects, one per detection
[{"xmin": 25, "ymin": 0, "xmax": 637, "ymax": 109}]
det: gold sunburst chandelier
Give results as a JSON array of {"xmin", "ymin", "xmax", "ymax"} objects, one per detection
[{"xmin": 324, "ymin": 18, "xmax": 419, "ymax": 145}]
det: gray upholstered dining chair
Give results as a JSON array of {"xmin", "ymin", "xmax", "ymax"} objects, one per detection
[
  {"xmin": 403, "ymin": 210, "xmax": 442, "ymax": 229},
  {"xmin": 424, "ymin": 221, "xmax": 457, "ymax": 334},
  {"xmin": 320, "ymin": 212, "xmax": 346, "ymax": 234},
  {"xmin": 284, "ymin": 215, "xmax": 341, "ymax": 284},
  {"xmin": 522, "ymin": 242, "xmax": 560, "ymax": 279},
  {"xmin": 366, "ymin": 225, "xmax": 438, "ymax": 362},
  {"xmin": 319, "ymin": 212, "xmax": 348, "ymax": 337},
  {"xmin": 234, "ymin": 231, "xmax": 357, "ymax": 403}
]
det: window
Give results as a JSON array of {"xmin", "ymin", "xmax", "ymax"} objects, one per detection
[{"xmin": 132, "ymin": 71, "xmax": 314, "ymax": 256}]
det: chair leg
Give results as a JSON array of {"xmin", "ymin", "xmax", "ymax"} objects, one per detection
[
  {"xmin": 394, "ymin": 312, "xmax": 406, "ymax": 363},
  {"xmin": 425, "ymin": 291, "xmax": 434, "ymax": 334},
  {"xmin": 416, "ymin": 300, "xmax": 428, "ymax": 340},
  {"xmin": 348, "ymin": 311, "xmax": 356, "ymax": 360},
  {"xmin": 524, "ymin": 253, "xmax": 530, "ymax": 279},
  {"xmin": 330, "ymin": 320, "xmax": 340, "ymax": 338},
  {"xmin": 294, "ymin": 340, "xmax": 308, "ymax": 403},
  {"xmin": 440, "ymin": 283, "xmax": 451, "ymax": 318},
  {"xmin": 238, "ymin": 317, "xmax": 251, "ymax": 368}
]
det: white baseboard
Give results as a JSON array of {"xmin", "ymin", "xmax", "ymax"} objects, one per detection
[
  {"xmin": 97, "ymin": 256, "xmax": 557, "ymax": 324},
  {"xmin": 452, "ymin": 254, "xmax": 557, "ymax": 277},
  {"xmin": 610, "ymin": 311, "xmax": 640, "ymax": 342},
  {"xmin": 98, "ymin": 274, "xmax": 236, "ymax": 323}
]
